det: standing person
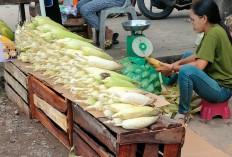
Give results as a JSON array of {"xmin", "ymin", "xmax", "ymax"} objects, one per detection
[
  {"xmin": 30, "ymin": 0, "xmax": 62, "ymax": 24},
  {"xmin": 76, "ymin": 0, "xmax": 123, "ymax": 49},
  {"xmin": 156, "ymin": 0, "xmax": 232, "ymax": 124},
  {"xmin": 45, "ymin": 0, "xmax": 62, "ymax": 24}
]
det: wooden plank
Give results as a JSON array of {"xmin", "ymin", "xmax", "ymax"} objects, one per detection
[
  {"xmin": 73, "ymin": 124, "xmax": 114, "ymax": 157},
  {"xmin": 117, "ymin": 144, "xmax": 137, "ymax": 157},
  {"xmin": 163, "ymin": 144, "xmax": 180, "ymax": 157},
  {"xmin": 143, "ymin": 144, "xmax": 159, "ymax": 157},
  {"xmin": 72, "ymin": 103, "xmax": 117, "ymax": 153},
  {"xmin": 28, "ymin": 76, "xmax": 36, "ymax": 119},
  {"xmin": 4, "ymin": 62, "xmax": 27, "ymax": 89},
  {"xmin": 29, "ymin": 76, "xmax": 67, "ymax": 113},
  {"xmin": 73, "ymin": 132, "xmax": 100, "ymax": 157},
  {"xmin": 4, "ymin": 70, "xmax": 28, "ymax": 103},
  {"xmin": 33, "ymin": 94, "xmax": 68, "ymax": 132},
  {"xmin": 5, "ymin": 83, "xmax": 30, "ymax": 117},
  {"xmin": 119, "ymin": 127, "xmax": 185, "ymax": 145},
  {"xmin": 34, "ymin": 106, "xmax": 71, "ymax": 149},
  {"xmin": 0, "ymin": 0, "xmax": 38, "ymax": 4},
  {"xmin": 66, "ymin": 99, "xmax": 73, "ymax": 146}
]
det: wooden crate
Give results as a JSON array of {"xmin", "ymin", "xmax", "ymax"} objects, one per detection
[
  {"xmin": 4, "ymin": 62, "xmax": 30, "ymax": 117},
  {"xmin": 72, "ymin": 103, "xmax": 185, "ymax": 157},
  {"xmin": 28, "ymin": 76, "xmax": 73, "ymax": 149}
]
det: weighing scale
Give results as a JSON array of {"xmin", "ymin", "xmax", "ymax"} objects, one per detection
[{"xmin": 122, "ymin": 20, "xmax": 153, "ymax": 57}]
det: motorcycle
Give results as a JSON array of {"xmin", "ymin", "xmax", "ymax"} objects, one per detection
[{"xmin": 137, "ymin": 0, "xmax": 193, "ymax": 20}]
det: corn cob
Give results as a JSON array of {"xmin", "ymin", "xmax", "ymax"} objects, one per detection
[{"xmin": 145, "ymin": 57, "xmax": 161, "ymax": 68}]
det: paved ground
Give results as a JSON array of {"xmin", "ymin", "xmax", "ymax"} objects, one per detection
[{"xmin": 0, "ymin": 4, "xmax": 232, "ymax": 157}]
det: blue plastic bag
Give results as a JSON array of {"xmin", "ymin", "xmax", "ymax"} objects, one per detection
[{"xmin": 45, "ymin": 0, "xmax": 53, "ymax": 7}]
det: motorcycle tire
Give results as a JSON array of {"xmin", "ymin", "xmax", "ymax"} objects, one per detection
[{"xmin": 137, "ymin": 0, "xmax": 174, "ymax": 20}]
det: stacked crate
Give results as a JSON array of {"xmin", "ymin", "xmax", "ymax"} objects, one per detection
[
  {"xmin": 28, "ymin": 76, "xmax": 73, "ymax": 149},
  {"xmin": 4, "ymin": 62, "xmax": 30, "ymax": 117}
]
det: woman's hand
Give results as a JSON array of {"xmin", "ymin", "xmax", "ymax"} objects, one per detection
[{"xmin": 156, "ymin": 62, "xmax": 173, "ymax": 77}]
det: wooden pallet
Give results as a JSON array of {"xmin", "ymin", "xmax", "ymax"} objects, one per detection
[
  {"xmin": 72, "ymin": 103, "xmax": 185, "ymax": 157},
  {"xmin": 28, "ymin": 76, "xmax": 73, "ymax": 149},
  {"xmin": 4, "ymin": 62, "xmax": 30, "ymax": 117}
]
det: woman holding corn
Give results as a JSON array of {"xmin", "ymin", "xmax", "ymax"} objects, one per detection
[
  {"xmin": 76, "ymin": 0, "xmax": 123, "ymax": 49},
  {"xmin": 156, "ymin": 0, "xmax": 232, "ymax": 124}
]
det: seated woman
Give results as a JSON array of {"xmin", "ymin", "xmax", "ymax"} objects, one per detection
[
  {"xmin": 76, "ymin": 0, "xmax": 124, "ymax": 49},
  {"xmin": 156, "ymin": 0, "xmax": 232, "ymax": 125}
]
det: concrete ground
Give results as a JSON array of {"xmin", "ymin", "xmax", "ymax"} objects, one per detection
[{"xmin": 0, "ymin": 4, "xmax": 232, "ymax": 156}]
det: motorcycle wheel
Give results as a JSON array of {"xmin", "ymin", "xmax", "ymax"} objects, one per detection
[{"xmin": 137, "ymin": 0, "xmax": 174, "ymax": 20}]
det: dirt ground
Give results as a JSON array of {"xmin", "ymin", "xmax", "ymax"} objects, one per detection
[{"xmin": 0, "ymin": 77, "xmax": 69, "ymax": 157}]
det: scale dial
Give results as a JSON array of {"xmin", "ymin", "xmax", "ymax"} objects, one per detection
[{"xmin": 132, "ymin": 36, "xmax": 153, "ymax": 57}]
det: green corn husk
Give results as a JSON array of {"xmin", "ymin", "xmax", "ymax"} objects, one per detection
[
  {"xmin": 121, "ymin": 116, "xmax": 159, "ymax": 130},
  {"xmin": 32, "ymin": 16, "xmax": 67, "ymax": 30},
  {"xmin": 38, "ymin": 26, "xmax": 93, "ymax": 43},
  {"xmin": 0, "ymin": 22, "xmax": 14, "ymax": 40},
  {"xmin": 105, "ymin": 103, "xmax": 136, "ymax": 112},
  {"xmin": 85, "ymin": 67, "xmax": 140, "ymax": 85},
  {"xmin": 102, "ymin": 77, "xmax": 137, "ymax": 88},
  {"xmin": 81, "ymin": 47, "xmax": 113, "ymax": 60},
  {"xmin": 112, "ymin": 106, "xmax": 159, "ymax": 120}
]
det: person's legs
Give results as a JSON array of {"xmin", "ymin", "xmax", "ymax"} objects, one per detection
[
  {"xmin": 76, "ymin": 0, "xmax": 91, "ymax": 13},
  {"xmin": 79, "ymin": 0, "xmax": 125, "ymax": 30},
  {"xmin": 178, "ymin": 65, "xmax": 232, "ymax": 114},
  {"xmin": 45, "ymin": 0, "xmax": 62, "ymax": 24}
]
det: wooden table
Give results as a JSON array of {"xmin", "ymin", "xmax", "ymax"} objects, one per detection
[{"xmin": 0, "ymin": 0, "xmax": 39, "ymax": 24}]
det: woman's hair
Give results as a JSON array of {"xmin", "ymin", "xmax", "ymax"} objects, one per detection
[
  {"xmin": 191, "ymin": 0, "xmax": 220, "ymax": 24},
  {"xmin": 191, "ymin": 0, "xmax": 232, "ymax": 44}
]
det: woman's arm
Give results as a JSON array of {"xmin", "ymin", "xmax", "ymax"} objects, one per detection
[
  {"xmin": 157, "ymin": 54, "xmax": 208, "ymax": 76},
  {"xmin": 172, "ymin": 58, "xmax": 208, "ymax": 72},
  {"xmin": 172, "ymin": 54, "xmax": 197, "ymax": 66}
]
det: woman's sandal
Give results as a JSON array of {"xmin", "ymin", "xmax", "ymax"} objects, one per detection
[
  {"xmin": 95, "ymin": 33, "xmax": 119, "ymax": 49},
  {"xmin": 174, "ymin": 113, "xmax": 190, "ymax": 126},
  {"xmin": 105, "ymin": 40, "xmax": 113, "ymax": 49}
]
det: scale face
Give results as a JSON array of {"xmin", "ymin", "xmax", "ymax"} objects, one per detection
[{"xmin": 132, "ymin": 36, "xmax": 153, "ymax": 57}]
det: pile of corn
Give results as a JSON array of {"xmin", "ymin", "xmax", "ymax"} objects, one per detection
[
  {"xmin": 158, "ymin": 84, "xmax": 202, "ymax": 118},
  {"xmin": 16, "ymin": 16, "xmax": 160, "ymax": 130}
]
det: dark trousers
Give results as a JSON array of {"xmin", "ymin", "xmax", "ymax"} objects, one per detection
[{"xmin": 45, "ymin": 0, "xmax": 62, "ymax": 24}]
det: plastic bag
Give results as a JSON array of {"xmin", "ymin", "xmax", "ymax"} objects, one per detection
[
  {"xmin": 119, "ymin": 57, "xmax": 169, "ymax": 94},
  {"xmin": 59, "ymin": 5, "xmax": 78, "ymax": 24},
  {"xmin": 45, "ymin": 0, "xmax": 53, "ymax": 7}
]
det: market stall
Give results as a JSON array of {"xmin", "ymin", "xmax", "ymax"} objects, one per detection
[
  {"xmin": 4, "ymin": 60, "xmax": 185, "ymax": 156},
  {"xmin": 2, "ymin": 16, "xmax": 186, "ymax": 156}
]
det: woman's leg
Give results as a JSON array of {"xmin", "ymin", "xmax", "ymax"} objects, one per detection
[
  {"xmin": 79, "ymin": 0, "xmax": 125, "ymax": 30},
  {"xmin": 168, "ymin": 52, "xmax": 194, "ymax": 86},
  {"xmin": 178, "ymin": 65, "xmax": 232, "ymax": 114},
  {"xmin": 76, "ymin": 0, "xmax": 91, "ymax": 13}
]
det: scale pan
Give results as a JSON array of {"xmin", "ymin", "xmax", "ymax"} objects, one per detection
[{"xmin": 122, "ymin": 20, "xmax": 151, "ymax": 31}]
